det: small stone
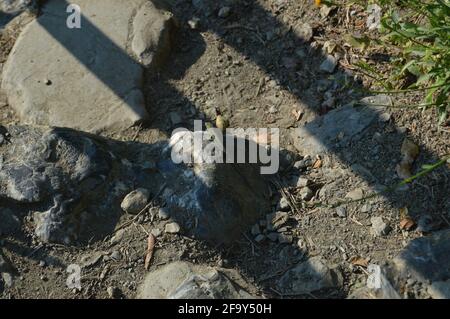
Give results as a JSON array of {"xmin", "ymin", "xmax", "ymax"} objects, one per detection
[
  {"xmin": 254, "ymin": 234, "xmax": 265, "ymax": 243},
  {"xmin": 110, "ymin": 229, "xmax": 125, "ymax": 245},
  {"xmin": 110, "ymin": 250, "xmax": 122, "ymax": 261},
  {"xmin": 218, "ymin": 6, "xmax": 231, "ymax": 18},
  {"xmin": 296, "ymin": 177, "xmax": 311, "ymax": 188},
  {"xmin": 107, "ymin": 286, "xmax": 121, "ymax": 299},
  {"xmin": 44, "ymin": 79, "xmax": 52, "ymax": 86},
  {"xmin": 379, "ymin": 112, "xmax": 391, "ymax": 122},
  {"xmin": 39, "ymin": 260, "xmax": 46, "ymax": 267},
  {"xmin": 0, "ymin": 134, "xmax": 4, "ymax": 146},
  {"xmin": 335, "ymin": 207, "xmax": 347, "ymax": 218},
  {"xmin": 121, "ymin": 188, "xmax": 150, "ymax": 214},
  {"xmin": 278, "ymin": 233, "xmax": 293, "ymax": 244},
  {"xmin": 293, "ymin": 160, "xmax": 307, "ymax": 169},
  {"xmin": 165, "ymin": 222, "xmax": 181, "ymax": 234},
  {"xmin": 370, "ymin": 216, "xmax": 391, "ymax": 236},
  {"xmin": 320, "ymin": 5, "xmax": 333, "ymax": 18},
  {"xmin": 278, "ymin": 197, "xmax": 290, "ymax": 211},
  {"xmin": 345, "ymin": 188, "xmax": 364, "ymax": 201},
  {"xmin": 267, "ymin": 232, "xmax": 279, "ymax": 242},
  {"xmin": 320, "ymin": 55, "xmax": 337, "ymax": 73},
  {"xmin": 187, "ymin": 17, "xmax": 200, "ymax": 29},
  {"xmin": 300, "ymin": 187, "xmax": 314, "ymax": 201},
  {"xmin": 293, "ymin": 22, "xmax": 313, "ymax": 42},
  {"xmin": 361, "ymin": 204, "xmax": 372, "ymax": 213},
  {"xmin": 1, "ymin": 272, "xmax": 13, "ymax": 288},
  {"xmin": 251, "ymin": 224, "xmax": 261, "ymax": 236},
  {"xmin": 158, "ymin": 207, "xmax": 170, "ymax": 220},
  {"xmin": 151, "ymin": 228, "xmax": 162, "ymax": 237}
]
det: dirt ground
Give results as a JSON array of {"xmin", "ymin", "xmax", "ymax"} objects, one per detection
[{"xmin": 0, "ymin": 0, "xmax": 449, "ymax": 299}]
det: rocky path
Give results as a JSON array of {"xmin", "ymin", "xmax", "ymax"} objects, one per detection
[{"xmin": 0, "ymin": 0, "xmax": 449, "ymax": 299}]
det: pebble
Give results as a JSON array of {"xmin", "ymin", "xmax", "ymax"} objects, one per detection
[
  {"xmin": 319, "ymin": 55, "xmax": 337, "ymax": 73},
  {"xmin": 107, "ymin": 286, "xmax": 121, "ymax": 299},
  {"xmin": 267, "ymin": 232, "xmax": 279, "ymax": 242},
  {"xmin": 0, "ymin": 134, "xmax": 4, "ymax": 146},
  {"xmin": 278, "ymin": 197, "xmax": 290, "ymax": 211},
  {"xmin": 251, "ymin": 224, "xmax": 261, "ymax": 236},
  {"xmin": 254, "ymin": 234, "xmax": 265, "ymax": 243},
  {"xmin": 158, "ymin": 207, "xmax": 170, "ymax": 220},
  {"xmin": 165, "ymin": 222, "xmax": 181, "ymax": 234},
  {"xmin": 300, "ymin": 187, "xmax": 314, "ymax": 201},
  {"xmin": 335, "ymin": 206, "xmax": 347, "ymax": 218},
  {"xmin": 361, "ymin": 204, "xmax": 372, "ymax": 213},
  {"xmin": 345, "ymin": 188, "xmax": 364, "ymax": 201},
  {"xmin": 370, "ymin": 216, "xmax": 391, "ymax": 236},
  {"xmin": 110, "ymin": 250, "xmax": 122, "ymax": 261},
  {"xmin": 187, "ymin": 17, "xmax": 200, "ymax": 30},
  {"xmin": 278, "ymin": 233, "xmax": 293, "ymax": 244},
  {"xmin": 1, "ymin": 272, "xmax": 13, "ymax": 288},
  {"xmin": 120, "ymin": 188, "xmax": 150, "ymax": 214},
  {"xmin": 296, "ymin": 177, "xmax": 311, "ymax": 188},
  {"xmin": 151, "ymin": 228, "xmax": 162, "ymax": 237},
  {"xmin": 293, "ymin": 22, "xmax": 313, "ymax": 42},
  {"xmin": 218, "ymin": 6, "xmax": 231, "ymax": 18}
]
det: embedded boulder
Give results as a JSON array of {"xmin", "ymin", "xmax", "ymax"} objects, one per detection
[{"xmin": 1, "ymin": 0, "xmax": 174, "ymax": 133}]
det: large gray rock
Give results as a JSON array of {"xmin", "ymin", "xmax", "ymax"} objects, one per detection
[
  {"xmin": 0, "ymin": 125, "xmax": 271, "ymax": 245},
  {"xmin": 0, "ymin": 125, "xmax": 128, "ymax": 243},
  {"xmin": 1, "ymin": 0, "xmax": 174, "ymax": 133},
  {"xmin": 137, "ymin": 261, "xmax": 256, "ymax": 299},
  {"xmin": 291, "ymin": 96, "xmax": 388, "ymax": 156}
]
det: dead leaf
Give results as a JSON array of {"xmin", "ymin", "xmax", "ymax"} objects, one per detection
[
  {"xmin": 350, "ymin": 256, "xmax": 369, "ymax": 268},
  {"xmin": 400, "ymin": 217, "xmax": 416, "ymax": 231},
  {"xmin": 313, "ymin": 158, "xmax": 323, "ymax": 169},
  {"xmin": 144, "ymin": 233, "xmax": 156, "ymax": 270}
]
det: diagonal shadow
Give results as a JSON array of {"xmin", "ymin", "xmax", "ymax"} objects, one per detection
[{"xmin": 2, "ymin": 0, "xmax": 448, "ymax": 298}]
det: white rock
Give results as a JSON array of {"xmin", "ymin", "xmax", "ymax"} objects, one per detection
[
  {"xmin": 370, "ymin": 216, "xmax": 391, "ymax": 236},
  {"xmin": 165, "ymin": 222, "xmax": 181, "ymax": 234}
]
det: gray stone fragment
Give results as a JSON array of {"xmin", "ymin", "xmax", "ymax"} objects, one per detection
[
  {"xmin": 320, "ymin": 55, "xmax": 337, "ymax": 73},
  {"xmin": 277, "ymin": 256, "xmax": 343, "ymax": 295},
  {"xmin": 165, "ymin": 222, "xmax": 181, "ymax": 234},
  {"xmin": 370, "ymin": 216, "xmax": 391, "ymax": 237},
  {"xmin": 121, "ymin": 188, "xmax": 150, "ymax": 214}
]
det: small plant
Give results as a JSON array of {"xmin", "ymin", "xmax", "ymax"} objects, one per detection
[{"xmin": 376, "ymin": 0, "xmax": 450, "ymax": 123}]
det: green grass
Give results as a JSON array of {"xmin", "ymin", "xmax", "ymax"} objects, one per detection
[{"xmin": 373, "ymin": 0, "xmax": 450, "ymax": 123}]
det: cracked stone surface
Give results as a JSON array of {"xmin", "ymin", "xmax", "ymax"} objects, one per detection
[{"xmin": 1, "ymin": 0, "xmax": 174, "ymax": 132}]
